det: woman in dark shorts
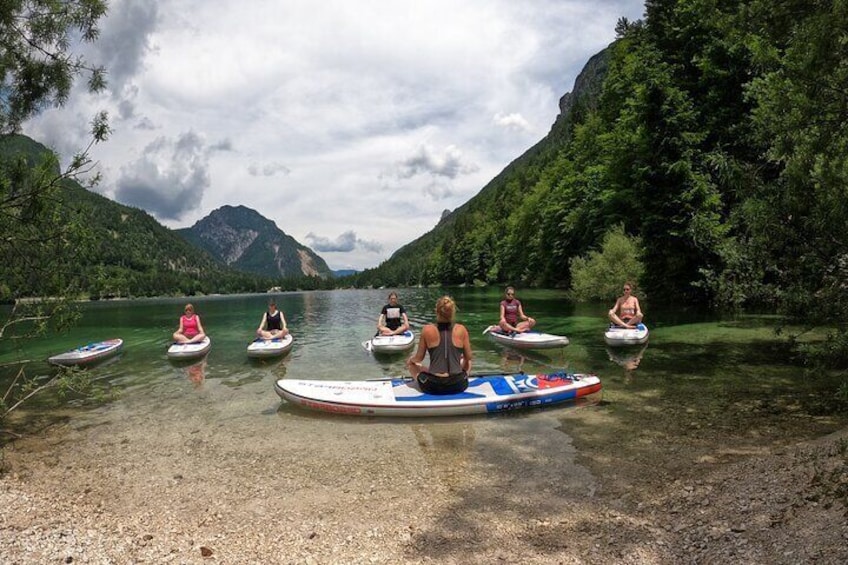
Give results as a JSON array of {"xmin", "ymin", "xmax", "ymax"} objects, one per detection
[{"xmin": 406, "ymin": 296, "xmax": 473, "ymax": 394}]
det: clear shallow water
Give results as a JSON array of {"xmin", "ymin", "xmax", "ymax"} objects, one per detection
[
  {"xmin": 3, "ymin": 289, "xmax": 846, "ymax": 565},
  {"xmin": 0, "ymin": 288, "xmax": 844, "ymax": 432}
]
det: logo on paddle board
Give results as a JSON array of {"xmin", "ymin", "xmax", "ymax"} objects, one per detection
[{"xmin": 497, "ymin": 372, "xmax": 577, "ymax": 393}]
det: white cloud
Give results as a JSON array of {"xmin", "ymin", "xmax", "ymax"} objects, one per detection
[
  {"xmin": 494, "ymin": 112, "xmax": 532, "ymax": 133},
  {"xmin": 247, "ymin": 162, "xmax": 290, "ymax": 177},
  {"xmin": 394, "ymin": 144, "xmax": 479, "ymax": 181},
  {"xmin": 114, "ymin": 131, "xmax": 212, "ymax": 220},
  {"xmin": 22, "ymin": 0, "xmax": 646, "ymax": 270},
  {"xmin": 305, "ymin": 231, "xmax": 382, "ymax": 253}
]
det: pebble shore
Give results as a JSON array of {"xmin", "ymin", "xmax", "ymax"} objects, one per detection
[{"xmin": 2, "ymin": 399, "xmax": 847, "ymax": 563}]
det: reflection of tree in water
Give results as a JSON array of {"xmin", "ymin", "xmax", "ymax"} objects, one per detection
[
  {"xmin": 606, "ymin": 344, "xmax": 648, "ymax": 383},
  {"xmin": 411, "ymin": 422, "xmax": 476, "ymax": 489}
]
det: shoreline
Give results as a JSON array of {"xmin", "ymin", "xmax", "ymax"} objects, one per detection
[{"xmin": 2, "ymin": 401, "xmax": 846, "ymax": 564}]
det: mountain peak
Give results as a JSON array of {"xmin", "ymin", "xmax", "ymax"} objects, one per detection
[
  {"xmin": 177, "ymin": 206, "xmax": 332, "ymax": 278},
  {"xmin": 200, "ymin": 205, "xmax": 277, "ymax": 231}
]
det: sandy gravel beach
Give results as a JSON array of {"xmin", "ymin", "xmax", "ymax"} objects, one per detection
[{"xmin": 2, "ymin": 389, "xmax": 847, "ymax": 564}]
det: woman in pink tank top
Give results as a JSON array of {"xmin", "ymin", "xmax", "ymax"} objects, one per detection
[{"xmin": 173, "ymin": 303, "xmax": 207, "ymax": 344}]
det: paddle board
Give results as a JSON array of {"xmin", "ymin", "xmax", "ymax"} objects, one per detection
[
  {"xmin": 483, "ymin": 326, "xmax": 569, "ymax": 349},
  {"xmin": 48, "ymin": 338, "xmax": 123, "ymax": 367},
  {"xmin": 167, "ymin": 336, "xmax": 212, "ymax": 360},
  {"xmin": 364, "ymin": 330, "xmax": 415, "ymax": 354},
  {"xmin": 604, "ymin": 323, "xmax": 649, "ymax": 347},
  {"xmin": 275, "ymin": 371, "xmax": 601, "ymax": 417},
  {"xmin": 247, "ymin": 334, "xmax": 294, "ymax": 358}
]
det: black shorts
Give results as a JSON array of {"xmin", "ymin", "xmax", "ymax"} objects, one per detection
[{"xmin": 417, "ymin": 371, "xmax": 468, "ymax": 395}]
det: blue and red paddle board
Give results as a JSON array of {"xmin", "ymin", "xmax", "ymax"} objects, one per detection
[{"xmin": 275, "ymin": 371, "xmax": 601, "ymax": 417}]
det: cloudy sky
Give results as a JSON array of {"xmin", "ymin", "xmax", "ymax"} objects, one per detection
[{"xmin": 24, "ymin": 0, "xmax": 645, "ymax": 271}]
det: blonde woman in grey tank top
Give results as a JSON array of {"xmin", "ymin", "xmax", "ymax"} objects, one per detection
[{"xmin": 406, "ymin": 296, "xmax": 473, "ymax": 395}]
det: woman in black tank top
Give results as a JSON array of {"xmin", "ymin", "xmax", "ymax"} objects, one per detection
[
  {"xmin": 257, "ymin": 299, "xmax": 289, "ymax": 340},
  {"xmin": 406, "ymin": 296, "xmax": 473, "ymax": 394}
]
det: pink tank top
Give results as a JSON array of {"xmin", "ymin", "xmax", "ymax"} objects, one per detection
[{"xmin": 181, "ymin": 314, "xmax": 199, "ymax": 337}]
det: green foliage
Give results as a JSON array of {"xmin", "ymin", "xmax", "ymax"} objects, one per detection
[
  {"xmin": 799, "ymin": 328, "xmax": 848, "ymax": 412},
  {"xmin": 739, "ymin": 0, "xmax": 848, "ymax": 323},
  {"xmin": 0, "ymin": 2, "xmax": 116, "ymax": 436},
  {"xmin": 837, "ymin": 381, "xmax": 848, "ymax": 410},
  {"xmin": 1, "ymin": 364, "xmax": 117, "ymax": 435},
  {"xmin": 355, "ymin": 0, "xmax": 842, "ymax": 328},
  {"xmin": 569, "ymin": 225, "xmax": 645, "ymax": 302},
  {"xmin": 0, "ymin": 136, "xmax": 293, "ymax": 299},
  {"xmin": 0, "ymin": 0, "xmax": 107, "ymax": 134},
  {"xmin": 354, "ymin": 7, "xmax": 737, "ymax": 301},
  {"xmin": 1, "ymin": 0, "xmax": 110, "ymax": 303}
]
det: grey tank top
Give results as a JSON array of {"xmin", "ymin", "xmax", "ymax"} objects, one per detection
[{"xmin": 427, "ymin": 322, "xmax": 463, "ymax": 375}]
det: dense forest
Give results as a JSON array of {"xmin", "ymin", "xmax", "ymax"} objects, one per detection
[{"xmin": 350, "ymin": 0, "xmax": 848, "ymax": 322}]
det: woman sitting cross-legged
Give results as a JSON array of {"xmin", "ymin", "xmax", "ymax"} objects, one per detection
[{"xmin": 406, "ymin": 296, "xmax": 473, "ymax": 395}]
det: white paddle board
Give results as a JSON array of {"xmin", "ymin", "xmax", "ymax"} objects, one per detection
[
  {"xmin": 275, "ymin": 371, "xmax": 602, "ymax": 417},
  {"xmin": 167, "ymin": 336, "xmax": 212, "ymax": 360},
  {"xmin": 247, "ymin": 334, "xmax": 294, "ymax": 358}
]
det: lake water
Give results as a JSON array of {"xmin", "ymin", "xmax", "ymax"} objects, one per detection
[
  {"xmin": 4, "ymin": 288, "xmax": 847, "ymax": 564},
  {"xmin": 1, "ymin": 287, "xmax": 845, "ymax": 441}
]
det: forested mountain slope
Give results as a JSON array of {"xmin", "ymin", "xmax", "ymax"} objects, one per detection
[
  {"xmin": 0, "ymin": 135, "xmax": 273, "ymax": 298},
  {"xmin": 350, "ymin": 49, "xmax": 611, "ymax": 290},
  {"xmin": 351, "ymin": 0, "xmax": 848, "ymax": 321}
]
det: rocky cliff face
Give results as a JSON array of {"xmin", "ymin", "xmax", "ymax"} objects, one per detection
[
  {"xmin": 555, "ymin": 47, "xmax": 610, "ymax": 135},
  {"xmin": 176, "ymin": 205, "xmax": 332, "ymax": 279}
]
